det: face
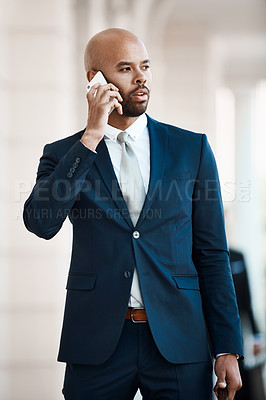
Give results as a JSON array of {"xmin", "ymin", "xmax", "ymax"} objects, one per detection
[{"xmin": 99, "ymin": 37, "xmax": 152, "ymax": 117}]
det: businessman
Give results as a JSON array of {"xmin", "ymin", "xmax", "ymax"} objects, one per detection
[
  {"xmin": 24, "ymin": 28, "xmax": 243, "ymax": 400},
  {"xmin": 229, "ymin": 249, "xmax": 265, "ymax": 400}
]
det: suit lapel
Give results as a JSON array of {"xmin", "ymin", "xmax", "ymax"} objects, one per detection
[
  {"xmin": 94, "ymin": 139, "xmax": 134, "ymax": 229},
  {"xmin": 136, "ymin": 116, "xmax": 168, "ymax": 227}
]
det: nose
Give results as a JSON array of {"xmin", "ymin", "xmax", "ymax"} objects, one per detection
[{"xmin": 134, "ymin": 70, "xmax": 147, "ymax": 85}]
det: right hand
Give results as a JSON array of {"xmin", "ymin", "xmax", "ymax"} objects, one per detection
[{"xmin": 81, "ymin": 82, "xmax": 123, "ymax": 151}]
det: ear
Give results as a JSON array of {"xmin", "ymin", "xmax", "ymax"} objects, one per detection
[{"xmin": 87, "ymin": 70, "xmax": 98, "ymax": 82}]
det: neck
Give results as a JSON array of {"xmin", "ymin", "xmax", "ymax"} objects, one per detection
[{"xmin": 108, "ymin": 112, "xmax": 139, "ymax": 131}]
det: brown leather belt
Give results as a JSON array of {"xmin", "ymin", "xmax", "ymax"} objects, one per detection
[{"xmin": 126, "ymin": 308, "xmax": 148, "ymax": 323}]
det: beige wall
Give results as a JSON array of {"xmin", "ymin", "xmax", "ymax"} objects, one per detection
[
  {"xmin": 0, "ymin": 0, "xmax": 75, "ymax": 398},
  {"xmin": 1, "ymin": 0, "xmax": 266, "ymax": 399}
]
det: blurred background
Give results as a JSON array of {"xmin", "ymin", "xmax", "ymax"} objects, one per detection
[{"xmin": 0, "ymin": 0, "xmax": 266, "ymax": 399}]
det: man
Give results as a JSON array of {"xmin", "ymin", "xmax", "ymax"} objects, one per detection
[
  {"xmin": 229, "ymin": 249, "xmax": 265, "ymax": 400},
  {"xmin": 23, "ymin": 28, "xmax": 243, "ymax": 400}
]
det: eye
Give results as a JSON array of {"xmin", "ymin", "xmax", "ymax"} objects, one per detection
[
  {"xmin": 142, "ymin": 65, "xmax": 150, "ymax": 70},
  {"xmin": 120, "ymin": 67, "xmax": 131, "ymax": 72}
]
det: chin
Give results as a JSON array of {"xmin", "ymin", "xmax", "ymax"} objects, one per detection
[{"xmin": 123, "ymin": 102, "xmax": 148, "ymax": 117}]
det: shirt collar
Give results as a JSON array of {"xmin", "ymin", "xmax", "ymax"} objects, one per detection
[{"xmin": 105, "ymin": 113, "xmax": 147, "ymax": 143}]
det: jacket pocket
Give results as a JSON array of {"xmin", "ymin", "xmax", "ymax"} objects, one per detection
[
  {"xmin": 66, "ymin": 273, "xmax": 97, "ymax": 291},
  {"xmin": 172, "ymin": 275, "xmax": 200, "ymax": 290}
]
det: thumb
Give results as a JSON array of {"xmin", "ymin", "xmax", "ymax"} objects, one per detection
[
  {"xmin": 216, "ymin": 367, "xmax": 227, "ymax": 388},
  {"xmin": 218, "ymin": 381, "xmax": 227, "ymax": 389},
  {"xmin": 214, "ymin": 371, "xmax": 227, "ymax": 397}
]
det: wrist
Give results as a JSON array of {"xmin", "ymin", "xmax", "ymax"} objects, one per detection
[
  {"xmin": 216, "ymin": 353, "xmax": 239, "ymax": 360},
  {"xmin": 81, "ymin": 131, "xmax": 102, "ymax": 151}
]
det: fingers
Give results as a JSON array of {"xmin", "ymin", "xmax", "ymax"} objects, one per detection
[
  {"xmin": 227, "ymin": 377, "xmax": 242, "ymax": 400},
  {"xmin": 87, "ymin": 82, "xmax": 101, "ymax": 99},
  {"xmin": 89, "ymin": 82, "xmax": 118, "ymax": 96},
  {"xmin": 101, "ymin": 91, "xmax": 123, "ymax": 106},
  {"xmin": 213, "ymin": 372, "xmax": 226, "ymax": 398},
  {"xmin": 86, "ymin": 83, "xmax": 123, "ymax": 117},
  {"xmin": 87, "ymin": 83, "xmax": 123, "ymax": 103},
  {"xmin": 214, "ymin": 387, "xmax": 228, "ymax": 400},
  {"xmin": 107, "ymin": 98, "xmax": 123, "ymax": 115}
]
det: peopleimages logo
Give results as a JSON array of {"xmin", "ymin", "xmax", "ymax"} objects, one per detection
[{"xmin": 14, "ymin": 177, "xmax": 251, "ymax": 217}]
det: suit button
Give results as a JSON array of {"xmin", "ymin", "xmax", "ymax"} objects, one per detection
[
  {"xmin": 124, "ymin": 271, "xmax": 131, "ymax": 278},
  {"xmin": 73, "ymin": 162, "xmax": 78, "ymax": 168},
  {"xmin": 133, "ymin": 231, "xmax": 140, "ymax": 239},
  {"xmin": 70, "ymin": 167, "xmax": 75, "ymax": 173},
  {"xmin": 67, "ymin": 172, "xmax": 73, "ymax": 178},
  {"xmin": 76, "ymin": 157, "xmax": 81, "ymax": 163}
]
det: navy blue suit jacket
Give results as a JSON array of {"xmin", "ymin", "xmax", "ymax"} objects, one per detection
[{"xmin": 23, "ymin": 115, "xmax": 243, "ymax": 365}]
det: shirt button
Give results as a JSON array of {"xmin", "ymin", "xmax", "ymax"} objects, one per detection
[
  {"xmin": 67, "ymin": 172, "xmax": 73, "ymax": 178},
  {"xmin": 76, "ymin": 157, "xmax": 81, "ymax": 163},
  {"xmin": 133, "ymin": 231, "xmax": 140, "ymax": 239},
  {"xmin": 124, "ymin": 271, "xmax": 131, "ymax": 279}
]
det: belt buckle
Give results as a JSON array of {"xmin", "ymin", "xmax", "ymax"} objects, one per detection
[{"xmin": 131, "ymin": 307, "xmax": 146, "ymax": 323}]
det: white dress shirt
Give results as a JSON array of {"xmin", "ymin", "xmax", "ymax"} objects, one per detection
[{"xmin": 104, "ymin": 113, "xmax": 150, "ymax": 307}]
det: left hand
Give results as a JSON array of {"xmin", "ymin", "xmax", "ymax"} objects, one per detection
[{"xmin": 214, "ymin": 354, "xmax": 242, "ymax": 400}]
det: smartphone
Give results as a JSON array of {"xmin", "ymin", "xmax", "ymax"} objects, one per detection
[{"xmin": 86, "ymin": 71, "xmax": 107, "ymax": 93}]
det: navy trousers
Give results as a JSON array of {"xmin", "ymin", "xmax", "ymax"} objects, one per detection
[{"xmin": 62, "ymin": 320, "xmax": 213, "ymax": 400}]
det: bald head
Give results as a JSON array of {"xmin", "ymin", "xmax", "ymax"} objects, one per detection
[{"xmin": 84, "ymin": 28, "xmax": 146, "ymax": 74}]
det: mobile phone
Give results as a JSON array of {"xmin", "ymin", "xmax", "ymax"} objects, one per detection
[{"xmin": 86, "ymin": 71, "xmax": 107, "ymax": 93}]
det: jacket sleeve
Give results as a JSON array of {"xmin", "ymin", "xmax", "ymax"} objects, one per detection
[
  {"xmin": 192, "ymin": 134, "xmax": 244, "ymax": 358},
  {"xmin": 23, "ymin": 140, "xmax": 97, "ymax": 239}
]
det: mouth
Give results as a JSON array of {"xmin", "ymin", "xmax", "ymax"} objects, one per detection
[{"xmin": 131, "ymin": 89, "xmax": 149, "ymax": 101}]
